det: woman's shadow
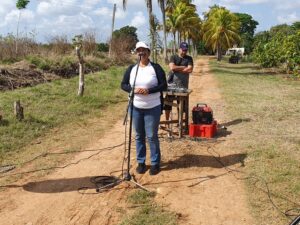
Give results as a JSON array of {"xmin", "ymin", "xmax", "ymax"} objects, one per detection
[
  {"xmin": 22, "ymin": 176, "xmax": 97, "ymax": 193},
  {"xmin": 161, "ymin": 153, "xmax": 246, "ymax": 171}
]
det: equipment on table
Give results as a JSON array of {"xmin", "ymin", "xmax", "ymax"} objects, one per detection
[{"xmin": 167, "ymin": 85, "xmax": 189, "ymax": 93}]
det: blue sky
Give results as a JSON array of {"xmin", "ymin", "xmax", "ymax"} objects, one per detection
[{"xmin": 0, "ymin": 0, "xmax": 299, "ymax": 43}]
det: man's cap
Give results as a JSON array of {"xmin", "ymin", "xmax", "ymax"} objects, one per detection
[
  {"xmin": 135, "ymin": 41, "xmax": 150, "ymax": 51},
  {"xmin": 179, "ymin": 42, "xmax": 188, "ymax": 51}
]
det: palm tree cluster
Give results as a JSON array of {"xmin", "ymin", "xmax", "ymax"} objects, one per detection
[
  {"xmin": 122, "ymin": 1, "xmax": 241, "ymax": 62},
  {"xmin": 165, "ymin": 0, "xmax": 201, "ymax": 55},
  {"xmin": 203, "ymin": 6, "xmax": 241, "ymax": 61}
]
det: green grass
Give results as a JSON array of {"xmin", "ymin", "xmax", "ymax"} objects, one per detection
[
  {"xmin": 210, "ymin": 59, "xmax": 300, "ymax": 225},
  {"xmin": 119, "ymin": 190, "xmax": 178, "ymax": 225},
  {"xmin": 0, "ymin": 66, "xmax": 127, "ymax": 162},
  {"xmin": 127, "ymin": 190, "xmax": 156, "ymax": 204}
]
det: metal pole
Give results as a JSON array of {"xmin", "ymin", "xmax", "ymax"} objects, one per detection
[{"xmin": 124, "ymin": 55, "xmax": 141, "ymax": 181}]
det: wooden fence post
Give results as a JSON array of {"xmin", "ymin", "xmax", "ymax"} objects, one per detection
[
  {"xmin": 76, "ymin": 46, "xmax": 84, "ymax": 96},
  {"xmin": 14, "ymin": 100, "xmax": 24, "ymax": 121},
  {"xmin": 72, "ymin": 35, "xmax": 84, "ymax": 96}
]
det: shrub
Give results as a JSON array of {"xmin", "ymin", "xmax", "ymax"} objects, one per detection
[
  {"xmin": 252, "ymin": 25, "xmax": 300, "ymax": 73},
  {"xmin": 82, "ymin": 31, "xmax": 97, "ymax": 55},
  {"xmin": 97, "ymin": 43, "xmax": 109, "ymax": 52},
  {"xmin": 47, "ymin": 35, "xmax": 72, "ymax": 55},
  {"xmin": 110, "ymin": 36, "xmax": 135, "ymax": 63},
  {"xmin": 0, "ymin": 34, "xmax": 37, "ymax": 61}
]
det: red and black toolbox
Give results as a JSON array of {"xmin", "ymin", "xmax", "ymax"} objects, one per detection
[{"xmin": 189, "ymin": 103, "xmax": 217, "ymax": 138}]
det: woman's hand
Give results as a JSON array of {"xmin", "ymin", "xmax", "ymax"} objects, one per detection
[{"xmin": 134, "ymin": 88, "xmax": 149, "ymax": 95}]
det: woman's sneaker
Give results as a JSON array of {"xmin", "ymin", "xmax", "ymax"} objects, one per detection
[
  {"xmin": 136, "ymin": 163, "xmax": 146, "ymax": 174},
  {"xmin": 149, "ymin": 165, "xmax": 160, "ymax": 176}
]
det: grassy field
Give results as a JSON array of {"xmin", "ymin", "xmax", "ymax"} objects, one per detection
[
  {"xmin": 0, "ymin": 66, "xmax": 127, "ymax": 163},
  {"xmin": 210, "ymin": 59, "xmax": 300, "ymax": 225}
]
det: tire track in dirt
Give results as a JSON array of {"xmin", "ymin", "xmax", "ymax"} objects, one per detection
[{"xmin": 0, "ymin": 57, "xmax": 254, "ymax": 225}]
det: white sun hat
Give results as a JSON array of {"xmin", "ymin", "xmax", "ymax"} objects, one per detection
[{"xmin": 135, "ymin": 41, "xmax": 150, "ymax": 51}]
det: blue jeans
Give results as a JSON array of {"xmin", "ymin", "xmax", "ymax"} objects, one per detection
[{"xmin": 132, "ymin": 105, "xmax": 161, "ymax": 165}]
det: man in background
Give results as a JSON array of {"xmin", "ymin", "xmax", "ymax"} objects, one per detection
[{"xmin": 164, "ymin": 42, "xmax": 194, "ymax": 122}]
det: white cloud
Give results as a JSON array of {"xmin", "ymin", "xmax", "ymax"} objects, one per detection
[
  {"xmin": 115, "ymin": 7, "xmax": 127, "ymax": 19},
  {"xmin": 277, "ymin": 12, "xmax": 299, "ymax": 24},
  {"xmin": 0, "ymin": 0, "xmax": 15, "ymax": 17},
  {"xmin": 194, "ymin": 0, "xmax": 240, "ymax": 14},
  {"xmin": 37, "ymin": 0, "xmax": 80, "ymax": 16},
  {"xmin": 107, "ymin": 0, "xmax": 144, "ymax": 7},
  {"xmin": 93, "ymin": 6, "xmax": 126, "ymax": 18},
  {"xmin": 83, "ymin": 0, "xmax": 102, "ymax": 7},
  {"xmin": 194, "ymin": 0, "xmax": 214, "ymax": 12},
  {"xmin": 130, "ymin": 11, "xmax": 146, "ymax": 28},
  {"xmin": 37, "ymin": 13, "xmax": 95, "ymax": 37},
  {"xmin": 0, "ymin": 9, "xmax": 35, "ymax": 28},
  {"xmin": 93, "ymin": 6, "xmax": 110, "ymax": 16},
  {"xmin": 221, "ymin": 0, "xmax": 269, "ymax": 4},
  {"xmin": 274, "ymin": 1, "xmax": 300, "ymax": 10}
]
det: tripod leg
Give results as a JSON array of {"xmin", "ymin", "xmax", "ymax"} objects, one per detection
[{"xmin": 129, "ymin": 179, "xmax": 151, "ymax": 192}]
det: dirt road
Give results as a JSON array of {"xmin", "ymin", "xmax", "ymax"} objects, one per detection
[{"xmin": 0, "ymin": 57, "xmax": 254, "ymax": 225}]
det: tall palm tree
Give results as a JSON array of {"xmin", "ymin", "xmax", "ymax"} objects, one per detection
[
  {"xmin": 158, "ymin": 0, "xmax": 168, "ymax": 63},
  {"xmin": 203, "ymin": 7, "xmax": 240, "ymax": 61},
  {"xmin": 166, "ymin": 1, "xmax": 197, "ymax": 52},
  {"xmin": 166, "ymin": 12, "xmax": 179, "ymax": 53},
  {"xmin": 183, "ymin": 15, "xmax": 202, "ymax": 56},
  {"xmin": 150, "ymin": 15, "xmax": 162, "ymax": 63},
  {"xmin": 16, "ymin": 0, "xmax": 30, "ymax": 56}
]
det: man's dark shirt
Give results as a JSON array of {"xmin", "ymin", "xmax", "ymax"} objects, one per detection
[{"xmin": 170, "ymin": 54, "xmax": 193, "ymax": 88}]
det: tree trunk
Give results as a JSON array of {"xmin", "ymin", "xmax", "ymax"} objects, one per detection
[
  {"xmin": 194, "ymin": 42, "xmax": 198, "ymax": 57},
  {"xmin": 173, "ymin": 32, "xmax": 176, "ymax": 54},
  {"xmin": 147, "ymin": 1, "xmax": 155, "ymax": 62},
  {"xmin": 14, "ymin": 100, "xmax": 24, "ymax": 121},
  {"xmin": 76, "ymin": 47, "xmax": 84, "ymax": 96},
  {"xmin": 16, "ymin": 10, "xmax": 21, "ymax": 57},
  {"xmin": 108, "ymin": 4, "xmax": 116, "ymax": 58},
  {"xmin": 160, "ymin": 1, "xmax": 168, "ymax": 64},
  {"xmin": 153, "ymin": 40, "xmax": 157, "ymax": 63},
  {"xmin": 217, "ymin": 43, "xmax": 222, "ymax": 61}
]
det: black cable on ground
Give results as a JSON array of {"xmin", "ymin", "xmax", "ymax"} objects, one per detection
[
  {"xmin": 2, "ymin": 105, "xmax": 141, "ymax": 193},
  {"xmin": 0, "ymin": 143, "xmax": 124, "ymax": 179},
  {"xmin": 77, "ymin": 176, "xmax": 122, "ymax": 195},
  {"xmin": 92, "ymin": 176, "xmax": 122, "ymax": 192},
  {"xmin": 156, "ymin": 135, "xmax": 300, "ymax": 221},
  {"xmin": 78, "ymin": 112, "xmax": 132, "ymax": 194},
  {"xmin": 204, "ymin": 143, "xmax": 300, "ymax": 220},
  {"xmin": 0, "ymin": 143, "xmax": 125, "ymax": 174}
]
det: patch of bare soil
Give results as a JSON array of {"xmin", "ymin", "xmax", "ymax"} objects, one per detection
[
  {"xmin": 0, "ymin": 61, "xmax": 59, "ymax": 91},
  {"xmin": 0, "ymin": 57, "xmax": 254, "ymax": 225}
]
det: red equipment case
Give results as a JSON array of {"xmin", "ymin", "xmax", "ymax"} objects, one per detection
[{"xmin": 189, "ymin": 120, "xmax": 217, "ymax": 138}]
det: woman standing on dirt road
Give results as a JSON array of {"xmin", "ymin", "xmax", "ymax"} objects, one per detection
[{"xmin": 121, "ymin": 41, "xmax": 167, "ymax": 176}]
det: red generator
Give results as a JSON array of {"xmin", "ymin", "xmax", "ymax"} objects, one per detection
[
  {"xmin": 192, "ymin": 103, "xmax": 213, "ymax": 124},
  {"xmin": 190, "ymin": 103, "xmax": 217, "ymax": 138}
]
